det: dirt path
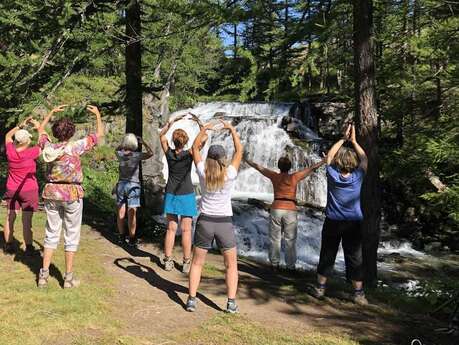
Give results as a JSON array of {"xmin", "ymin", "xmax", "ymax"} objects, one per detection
[{"xmin": 90, "ymin": 229, "xmax": 453, "ymax": 345}]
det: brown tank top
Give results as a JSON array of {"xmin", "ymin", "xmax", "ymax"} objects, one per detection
[{"xmin": 268, "ymin": 172, "xmax": 301, "ymax": 211}]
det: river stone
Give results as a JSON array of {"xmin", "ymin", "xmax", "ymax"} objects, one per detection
[{"xmin": 424, "ymin": 241, "xmax": 442, "ymax": 252}]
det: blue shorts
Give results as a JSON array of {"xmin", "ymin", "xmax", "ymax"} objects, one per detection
[
  {"xmin": 164, "ymin": 192, "xmax": 197, "ymax": 217},
  {"xmin": 116, "ymin": 181, "xmax": 141, "ymax": 208}
]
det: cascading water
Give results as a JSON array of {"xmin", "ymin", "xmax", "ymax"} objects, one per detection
[
  {"xmin": 162, "ymin": 101, "xmax": 332, "ymax": 269},
  {"xmin": 162, "ymin": 102, "xmax": 327, "ymax": 207},
  {"xmin": 161, "ymin": 101, "xmax": 424, "ymax": 271}
]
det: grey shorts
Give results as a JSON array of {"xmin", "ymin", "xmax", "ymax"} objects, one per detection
[{"xmin": 194, "ymin": 214, "xmax": 236, "ymax": 251}]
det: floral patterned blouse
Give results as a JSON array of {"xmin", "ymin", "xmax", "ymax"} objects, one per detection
[{"xmin": 39, "ymin": 134, "xmax": 98, "ymax": 202}]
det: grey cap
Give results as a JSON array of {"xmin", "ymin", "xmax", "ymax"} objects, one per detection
[{"xmin": 207, "ymin": 144, "xmax": 226, "ymax": 160}]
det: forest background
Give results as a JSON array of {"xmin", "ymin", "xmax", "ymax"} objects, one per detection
[{"xmin": 0, "ymin": 0, "xmax": 457, "ymax": 281}]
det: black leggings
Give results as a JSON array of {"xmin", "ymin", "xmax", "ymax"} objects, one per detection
[{"xmin": 317, "ymin": 217, "xmax": 363, "ymax": 282}]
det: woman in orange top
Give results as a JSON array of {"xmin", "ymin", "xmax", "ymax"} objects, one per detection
[{"xmin": 245, "ymin": 156, "xmax": 325, "ymax": 270}]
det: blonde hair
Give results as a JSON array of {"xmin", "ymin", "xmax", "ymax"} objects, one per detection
[
  {"xmin": 205, "ymin": 158, "xmax": 227, "ymax": 192},
  {"xmin": 334, "ymin": 147, "xmax": 359, "ymax": 173},
  {"xmin": 121, "ymin": 133, "xmax": 138, "ymax": 151}
]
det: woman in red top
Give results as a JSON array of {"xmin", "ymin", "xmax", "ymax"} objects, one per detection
[{"xmin": 3, "ymin": 115, "xmax": 51, "ymax": 255}]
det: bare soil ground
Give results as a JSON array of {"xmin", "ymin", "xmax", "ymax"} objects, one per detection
[{"xmin": 94, "ymin": 229, "xmax": 454, "ymax": 345}]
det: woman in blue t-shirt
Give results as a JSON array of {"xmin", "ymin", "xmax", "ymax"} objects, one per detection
[{"xmin": 311, "ymin": 124, "xmax": 369, "ymax": 305}]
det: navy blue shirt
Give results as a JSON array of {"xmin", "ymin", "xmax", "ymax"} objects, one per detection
[{"xmin": 325, "ymin": 165, "xmax": 364, "ymax": 221}]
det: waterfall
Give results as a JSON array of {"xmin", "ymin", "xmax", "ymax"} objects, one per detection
[
  {"xmin": 159, "ymin": 101, "xmax": 330, "ymax": 270},
  {"xmin": 160, "ymin": 101, "xmax": 424, "ymax": 271},
  {"xmin": 162, "ymin": 101, "xmax": 327, "ymax": 208}
]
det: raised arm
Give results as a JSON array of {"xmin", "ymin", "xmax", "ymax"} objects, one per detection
[
  {"xmin": 87, "ymin": 105, "xmax": 104, "ymax": 140},
  {"xmin": 326, "ymin": 124, "xmax": 351, "ymax": 165},
  {"xmin": 137, "ymin": 136, "xmax": 153, "ymax": 159},
  {"xmin": 4, "ymin": 117, "xmax": 28, "ymax": 144},
  {"xmin": 223, "ymin": 121, "xmax": 243, "ymax": 171},
  {"xmin": 294, "ymin": 158, "xmax": 326, "ymax": 181},
  {"xmin": 28, "ymin": 118, "xmax": 47, "ymax": 137},
  {"xmin": 38, "ymin": 105, "xmax": 67, "ymax": 133},
  {"xmin": 350, "ymin": 125, "xmax": 368, "ymax": 172},
  {"xmin": 192, "ymin": 123, "xmax": 212, "ymax": 166},
  {"xmin": 245, "ymin": 157, "xmax": 275, "ymax": 179},
  {"xmin": 159, "ymin": 114, "xmax": 186, "ymax": 153}
]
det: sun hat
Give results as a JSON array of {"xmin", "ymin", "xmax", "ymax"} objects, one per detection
[
  {"xmin": 207, "ymin": 144, "xmax": 227, "ymax": 160},
  {"xmin": 14, "ymin": 129, "xmax": 32, "ymax": 145}
]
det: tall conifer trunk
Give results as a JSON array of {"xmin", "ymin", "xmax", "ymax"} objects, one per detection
[
  {"xmin": 353, "ymin": 0, "xmax": 381, "ymax": 286},
  {"xmin": 125, "ymin": 0, "xmax": 142, "ymax": 137}
]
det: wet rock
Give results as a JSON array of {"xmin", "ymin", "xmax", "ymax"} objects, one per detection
[
  {"xmin": 424, "ymin": 241, "xmax": 442, "ymax": 252},
  {"xmin": 247, "ymin": 198, "xmax": 270, "ymax": 211},
  {"xmin": 378, "ymin": 252, "xmax": 406, "ymax": 263}
]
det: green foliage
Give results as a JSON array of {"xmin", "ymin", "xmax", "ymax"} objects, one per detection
[{"xmin": 81, "ymin": 145, "xmax": 118, "ymax": 216}]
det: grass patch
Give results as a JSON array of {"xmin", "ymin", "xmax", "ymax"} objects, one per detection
[
  {"xmin": 176, "ymin": 314, "xmax": 359, "ymax": 345},
  {"xmin": 202, "ymin": 262, "xmax": 225, "ymax": 278},
  {"xmin": 0, "ymin": 210, "xmax": 117, "ymax": 345}
]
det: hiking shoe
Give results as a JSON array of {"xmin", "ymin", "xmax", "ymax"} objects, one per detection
[
  {"xmin": 163, "ymin": 256, "xmax": 174, "ymax": 271},
  {"xmin": 3, "ymin": 242, "xmax": 15, "ymax": 255},
  {"xmin": 271, "ymin": 263, "xmax": 280, "ymax": 272},
  {"xmin": 182, "ymin": 258, "xmax": 191, "ymax": 274},
  {"xmin": 309, "ymin": 286, "xmax": 325, "ymax": 299},
  {"xmin": 186, "ymin": 296, "xmax": 197, "ymax": 312},
  {"xmin": 63, "ymin": 272, "xmax": 81, "ymax": 289},
  {"xmin": 117, "ymin": 233, "xmax": 126, "ymax": 245},
  {"xmin": 353, "ymin": 293, "xmax": 368, "ymax": 306},
  {"xmin": 226, "ymin": 299, "xmax": 239, "ymax": 314},
  {"xmin": 38, "ymin": 268, "xmax": 49, "ymax": 288},
  {"xmin": 127, "ymin": 237, "xmax": 138, "ymax": 248},
  {"xmin": 24, "ymin": 244, "xmax": 40, "ymax": 257}
]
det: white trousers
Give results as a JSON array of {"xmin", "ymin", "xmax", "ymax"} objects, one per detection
[{"xmin": 44, "ymin": 199, "xmax": 83, "ymax": 252}]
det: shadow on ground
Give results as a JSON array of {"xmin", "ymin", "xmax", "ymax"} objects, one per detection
[
  {"xmin": 114, "ymin": 257, "xmax": 222, "ymax": 311},
  {"xmin": 62, "ymin": 187, "xmax": 458, "ymax": 345}
]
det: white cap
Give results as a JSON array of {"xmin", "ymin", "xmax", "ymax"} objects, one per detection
[{"xmin": 14, "ymin": 129, "xmax": 32, "ymax": 144}]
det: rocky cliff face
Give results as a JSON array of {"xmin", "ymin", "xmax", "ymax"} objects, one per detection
[{"xmin": 141, "ymin": 93, "xmax": 167, "ymax": 214}]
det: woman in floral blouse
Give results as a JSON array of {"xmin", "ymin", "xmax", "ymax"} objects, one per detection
[{"xmin": 37, "ymin": 105, "xmax": 104, "ymax": 289}]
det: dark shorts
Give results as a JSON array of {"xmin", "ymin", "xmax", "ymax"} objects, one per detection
[
  {"xmin": 317, "ymin": 217, "xmax": 363, "ymax": 281},
  {"xmin": 4, "ymin": 189, "xmax": 39, "ymax": 212},
  {"xmin": 194, "ymin": 214, "xmax": 236, "ymax": 251}
]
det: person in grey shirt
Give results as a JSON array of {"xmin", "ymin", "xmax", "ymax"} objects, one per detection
[{"xmin": 115, "ymin": 134, "xmax": 153, "ymax": 247}]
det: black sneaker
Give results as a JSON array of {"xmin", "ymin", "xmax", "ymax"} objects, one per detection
[
  {"xmin": 128, "ymin": 237, "xmax": 138, "ymax": 248},
  {"xmin": 117, "ymin": 233, "xmax": 126, "ymax": 245},
  {"xmin": 186, "ymin": 296, "xmax": 197, "ymax": 312},
  {"xmin": 24, "ymin": 245, "xmax": 40, "ymax": 257},
  {"xmin": 3, "ymin": 242, "xmax": 15, "ymax": 255},
  {"xmin": 271, "ymin": 263, "xmax": 280, "ymax": 272}
]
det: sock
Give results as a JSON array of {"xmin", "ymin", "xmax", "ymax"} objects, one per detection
[
  {"xmin": 41, "ymin": 268, "xmax": 49, "ymax": 273},
  {"xmin": 65, "ymin": 272, "xmax": 73, "ymax": 279},
  {"xmin": 188, "ymin": 295, "xmax": 196, "ymax": 301},
  {"xmin": 228, "ymin": 298, "xmax": 236, "ymax": 304}
]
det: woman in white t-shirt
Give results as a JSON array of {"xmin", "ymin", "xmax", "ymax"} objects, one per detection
[{"xmin": 185, "ymin": 121, "xmax": 243, "ymax": 313}]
